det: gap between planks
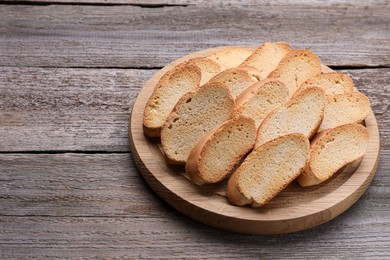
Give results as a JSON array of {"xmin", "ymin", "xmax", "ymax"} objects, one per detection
[{"xmin": 0, "ymin": 1, "xmax": 189, "ymax": 7}]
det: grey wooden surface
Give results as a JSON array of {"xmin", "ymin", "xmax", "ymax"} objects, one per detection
[
  {"xmin": 1, "ymin": 2, "xmax": 389, "ymax": 68},
  {"xmin": 0, "ymin": 0, "xmax": 389, "ymax": 259}
]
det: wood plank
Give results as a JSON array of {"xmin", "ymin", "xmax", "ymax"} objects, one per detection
[
  {"xmin": 0, "ymin": 214, "xmax": 389, "ymax": 259},
  {"xmin": 0, "ymin": 153, "xmax": 389, "ymax": 258},
  {"xmin": 0, "ymin": 153, "xmax": 173, "ymax": 217},
  {"xmin": 1, "ymin": 4, "xmax": 389, "ymax": 68},
  {"xmin": 1, "ymin": 67, "xmax": 389, "ymax": 152},
  {"xmin": 0, "ymin": 67, "xmax": 156, "ymax": 151},
  {"xmin": 0, "ymin": 153, "xmax": 389, "ymax": 217},
  {"xmin": 2, "ymin": 0, "xmax": 387, "ymax": 6}
]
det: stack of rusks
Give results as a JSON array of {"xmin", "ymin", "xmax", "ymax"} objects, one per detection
[{"xmin": 143, "ymin": 42, "xmax": 371, "ymax": 208}]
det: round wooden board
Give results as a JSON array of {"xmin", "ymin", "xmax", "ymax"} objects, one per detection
[{"xmin": 129, "ymin": 46, "xmax": 380, "ymax": 234}]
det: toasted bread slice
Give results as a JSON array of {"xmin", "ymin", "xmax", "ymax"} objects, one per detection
[
  {"xmin": 234, "ymin": 79, "xmax": 289, "ymax": 127},
  {"xmin": 255, "ymin": 87, "xmax": 325, "ymax": 148},
  {"xmin": 208, "ymin": 47, "xmax": 254, "ymax": 69},
  {"xmin": 186, "ymin": 116, "xmax": 257, "ymax": 185},
  {"xmin": 268, "ymin": 49, "xmax": 321, "ymax": 98},
  {"xmin": 298, "ymin": 72, "xmax": 354, "ymax": 95},
  {"xmin": 297, "ymin": 124, "xmax": 369, "ymax": 187},
  {"xmin": 319, "ymin": 91, "xmax": 371, "ymax": 131},
  {"xmin": 240, "ymin": 42, "xmax": 292, "ymax": 79},
  {"xmin": 185, "ymin": 117, "xmax": 257, "ymax": 185},
  {"xmin": 161, "ymin": 82, "xmax": 234, "ymax": 164},
  {"xmin": 227, "ymin": 134, "xmax": 309, "ymax": 207},
  {"xmin": 208, "ymin": 67, "xmax": 262, "ymax": 99},
  {"xmin": 143, "ymin": 64, "xmax": 201, "ymax": 137},
  {"xmin": 186, "ymin": 57, "xmax": 225, "ymax": 85}
]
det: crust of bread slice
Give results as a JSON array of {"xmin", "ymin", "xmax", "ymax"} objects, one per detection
[
  {"xmin": 161, "ymin": 82, "xmax": 234, "ymax": 164},
  {"xmin": 185, "ymin": 116, "xmax": 257, "ymax": 185},
  {"xmin": 227, "ymin": 133, "xmax": 309, "ymax": 207},
  {"xmin": 240, "ymin": 42, "xmax": 292, "ymax": 79},
  {"xmin": 186, "ymin": 57, "xmax": 225, "ymax": 85},
  {"xmin": 208, "ymin": 47, "xmax": 254, "ymax": 69},
  {"xmin": 297, "ymin": 72, "xmax": 354, "ymax": 95},
  {"xmin": 143, "ymin": 64, "xmax": 201, "ymax": 137},
  {"xmin": 268, "ymin": 49, "xmax": 321, "ymax": 98},
  {"xmin": 208, "ymin": 66, "xmax": 262, "ymax": 99},
  {"xmin": 255, "ymin": 87, "xmax": 325, "ymax": 148},
  {"xmin": 296, "ymin": 124, "xmax": 369, "ymax": 187},
  {"xmin": 319, "ymin": 91, "xmax": 371, "ymax": 132},
  {"xmin": 234, "ymin": 78, "xmax": 289, "ymax": 127}
]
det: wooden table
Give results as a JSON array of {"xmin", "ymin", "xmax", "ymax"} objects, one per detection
[{"xmin": 1, "ymin": 0, "xmax": 389, "ymax": 258}]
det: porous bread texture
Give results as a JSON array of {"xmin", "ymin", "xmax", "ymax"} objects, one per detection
[
  {"xmin": 143, "ymin": 64, "xmax": 201, "ymax": 137},
  {"xmin": 319, "ymin": 91, "xmax": 371, "ymax": 132},
  {"xmin": 161, "ymin": 82, "xmax": 234, "ymax": 164},
  {"xmin": 255, "ymin": 87, "xmax": 325, "ymax": 148},
  {"xmin": 208, "ymin": 47, "xmax": 254, "ymax": 69},
  {"xmin": 208, "ymin": 67, "xmax": 262, "ymax": 99},
  {"xmin": 186, "ymin": 57, "xmax": 224, "ymax": 85},
  {"xmin": 240, "ymin": 41, "xmax": 293, "ymax": 79},
  {"xmin": 234, "ymin": 79, "xmax": 289, "ymax": 128},
  {"xmin": 227, "ymin": 134, "xmax": 309, "ymax": 207},
  {"xmin": 268, "ymin": 49, "xmax": 321, "ymax": 98},
  {"xmin": 298, "ymin": 72, "xmax": 354, "ymax": 95},
  {"xmin": 297, "ymin": 124, "xmax": 369, "ymax": 187},
  {"xmin": 186, "ymin": 116, "xmax": 257, "ymax": 185}
]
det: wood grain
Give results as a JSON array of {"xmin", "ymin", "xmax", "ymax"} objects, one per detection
[
  {"xmin": 1, "ymin": 3, "xmax": 389, "ymax": 68},
  {"xmin": 0, "ymin": 152, "xmax": 389, "ymax": 258},
  {"xmin": 1, "ymin": 67, "xmax": 388, "ymax": 152},
  {"xmin": 0, "ymin": 0, "xmax": 389, "ymax": 257},
  {"xmin": 0, "ymin": 153, "xmax": 388, "ymax": 218},
  {"xmin": 0, "ymin": 67, "xmax": 155, "ymax": 152},
  {"xmin": 0, "ymin": 214, "xmax": 389, "ymax": 259},
  {"xmin": 3, "ymin": 0, "xmax": 388, "ymax": 6},
  {"xmin": 0, "ymin": 153, "xmax": 170, "ymax": 217}
]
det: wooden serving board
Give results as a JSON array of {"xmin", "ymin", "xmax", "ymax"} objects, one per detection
[{"xmin": 129, "ymin": 46, "xmax": 380, "ymax": 234}]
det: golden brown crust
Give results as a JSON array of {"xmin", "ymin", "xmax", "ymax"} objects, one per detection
[
  {"xmin": 227, "ymin": 167, "xmax": 252, "ymax": 206},
  {"xmin": 208, "ymin": 47, "xmax": 254, "ymax": 69},
  {"xmin": 208, "ymin": 67, "xmax": 262, "ymax": 99},
  {"xmin": 292, "ymin": 87, "xmax": 325, "ymax": 139},
  {"xmin": 236, "ymin": 66, "xmax": 263, "ymax": 81},
  {"xmin": 161, "ymin": 82, "xmax": 234, "ymax": 164},
  {"xmin": 186, "ymin": 57, "xmax": 225, "ymax": 85},
  {"xmin": 240, "ymin": 42, "xmax": 293, "ymax": 79},
  {"xmin": 143, "ymin": 125, "xmax": 162, "ymax": 138},
  {"xmin": 269, "ymin": 49, "xmax": 321, "ymax": 77},
  {"xmin": 186, "ymin": 116, "xmax": 256, "ymax": 185},
  {"xmin": 297, "ymin": 72, "xmax": 354, "ymax": 96},
  {"xmin": 319, "ymin": 91, "xmax": 371, "ymax": 131},
  {"xmin": 143, "ymin": 64, "xmax": 202, "ymax": 137},
  {"xmin": 185, "ymin": 125, "xmax": 220, "ymax": 185},
  {"xmin": 228, "ymin": 134, "xmax": 309, "ymax": 207},
  {"xmin": 295, "ymin": 129, "xmax": 330, "ymax": 186},
  {"xmin": 255, "ymin": 87, "xmax": 325, "ymax": 148},
  {"xmin": 234, "ymin": 78, "xmax": 280, "ymax": 107},
  {"xmin": 297, "ymin": 124, "xmax": 369, "ymax": 187},
  {"xmin": 143, "ymin": 57, "xmax": 224, "ymax": 137},
  {"xmin": 233, "ymin": 78, "xmax": 289, "ymax": 128},
  {"xmin": 268, "ymin": 49, "xmax": 321, "ymax": 97}
]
